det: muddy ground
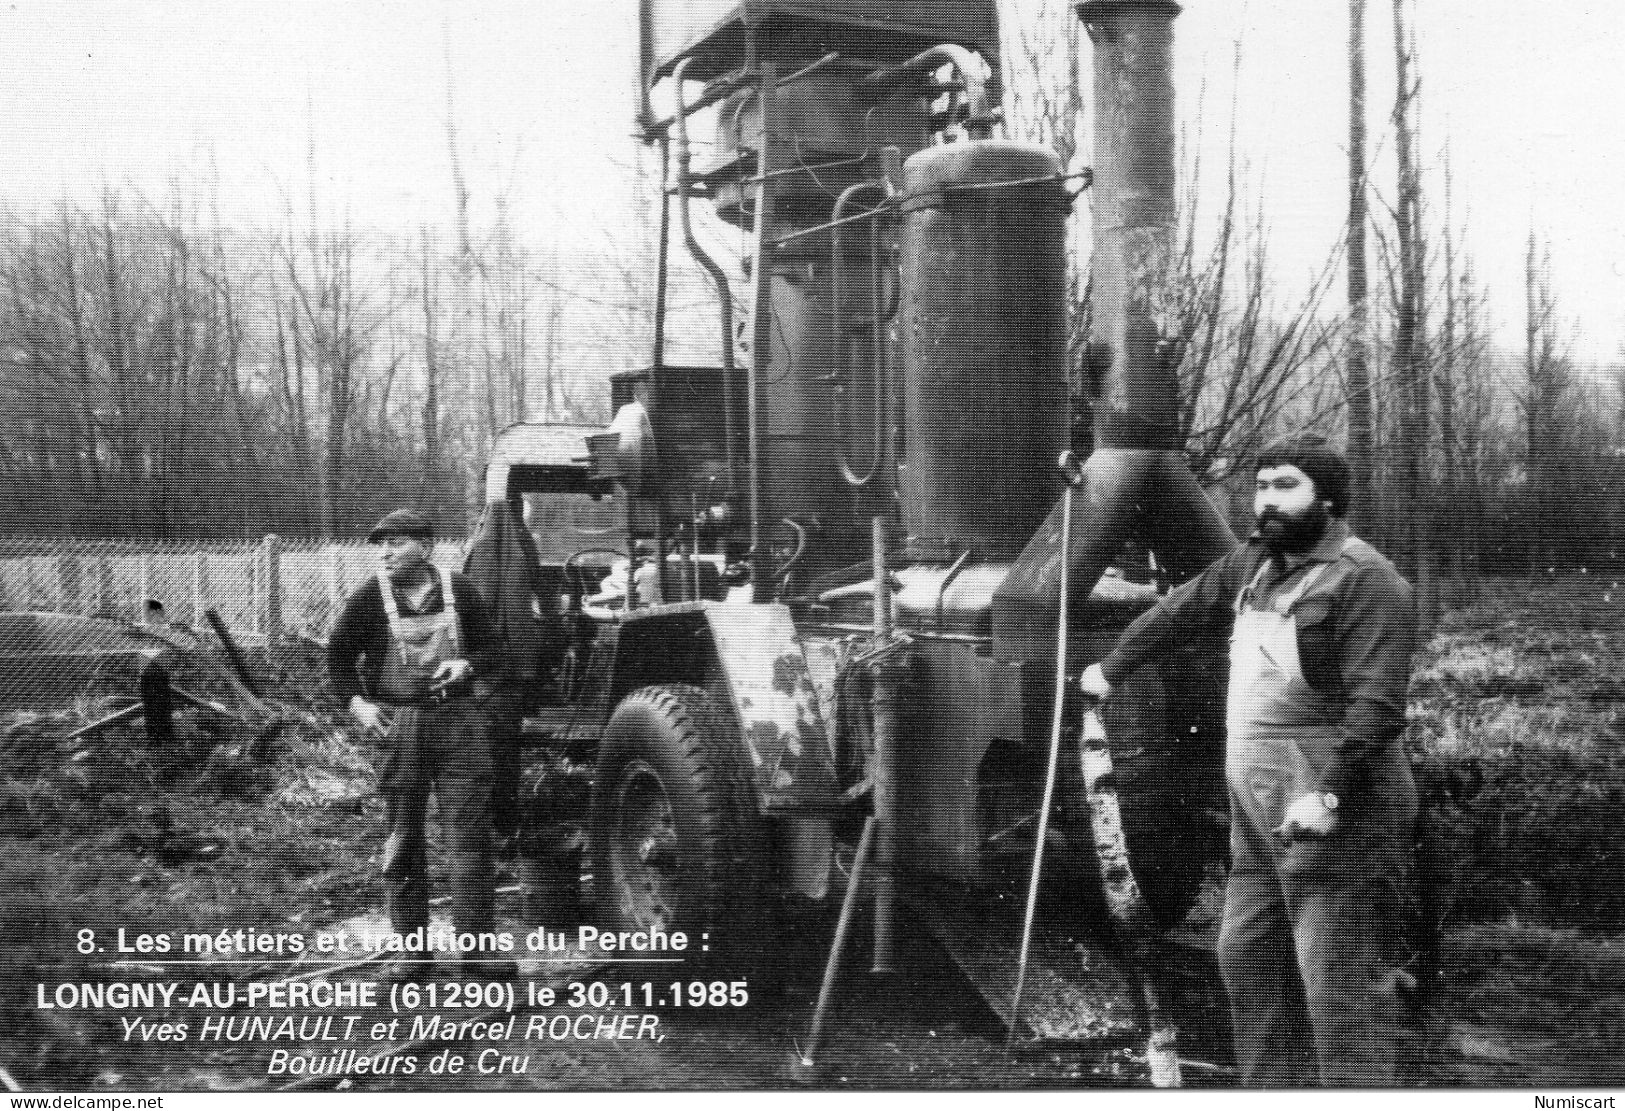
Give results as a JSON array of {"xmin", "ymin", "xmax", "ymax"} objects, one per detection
[{"xmin": 4, "ymin": 578, "xmax": 1625, "ymax": 1092}]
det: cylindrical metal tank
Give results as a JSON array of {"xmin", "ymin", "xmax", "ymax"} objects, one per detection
[{"xmin": 897, "ymin": 141, "xmax": 1070, "ymax": 561}]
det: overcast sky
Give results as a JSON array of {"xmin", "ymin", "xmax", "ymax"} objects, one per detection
[{"xmin": 2, "ymin": 1, "xmax": 1621, "ymax": 363}]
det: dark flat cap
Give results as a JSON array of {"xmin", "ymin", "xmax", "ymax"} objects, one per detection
[{"xmin": 366, "ymin": 509, "xmax": 434, "ymax": 543}]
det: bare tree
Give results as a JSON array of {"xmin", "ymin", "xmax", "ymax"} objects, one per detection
[
  {"xmin": 1346, "ymin": 0, "xmax": 1375, "ymax": 536},
  {"xmin": 1389, "ymin": 0, "xmax": 1436, "ymax": 631},
  {"xmin": 1166, "ymin": 57, "xmax": 1347, "ymax": 492},
  {"xmin": 1522, "ymin": 229, "xmax": 1570, "ymax": 570},
  {"xmin": 419, "ymin": 226, "xmax": 445, "ymax": 502}
]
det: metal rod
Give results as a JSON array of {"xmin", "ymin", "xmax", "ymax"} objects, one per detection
[
  {"xmin": 769, "ymin": 201, "xmax": 891, "ymax": 249},
  {"xmin": 933, "ymin": 547, "xmax": 973, "ymax": 633},
  {"xmin": 869, "ymin": 515, "xmax": 897, "ymax": 973},
  {"xmin": 922, "ymin": 169, "xmax": 1092, "ymax": 196},
  {"xmin": 798, "ymin": 814, "xmax": 877, "ymax": 1067},
  {"xmin": 651, "ymin": 137, "xmax": 670, "ymax": 369},
  {"xmin": 642, "ymin": 70, "xmax": 756, "ymax": 139},
  {"xmin": 672, "ymin": 58, "xmax": 739, "ymax": 502},
  {"xmin": 779, "ymin": 51, "xmax": 841, "ymax": 89},
  {"xmin": 734, "ymin": 153, "xmax": 868, "ymax": 188},
  {"xmin": 867, "ymin": 204, "xmax": 889, "ymax": 483},
  {"xmin": 745, "ymin": 62, "xmax": 778, "ymax": 601},
  {"xmin": 1007, "ymin": 451, "xmax": 1082, "ymax": 1051},
  {"xmin": 689, "ymin": 494, "xmax": 702, "ymax": 601}
]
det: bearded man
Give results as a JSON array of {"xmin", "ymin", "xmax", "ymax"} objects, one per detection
[{"xmin": 1080, "ymin": 433, "xmax": 1420, "ymax": 1086}]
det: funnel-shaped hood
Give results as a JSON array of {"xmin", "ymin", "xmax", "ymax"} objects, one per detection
[{"xmin": 993, "ymin": 448, "xmax": 1235, "ymax": 659}]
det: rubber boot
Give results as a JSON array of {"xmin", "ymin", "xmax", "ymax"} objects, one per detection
[{"xmin": 450, "ymin": 848, "xmax": 510, "ymax": 979}]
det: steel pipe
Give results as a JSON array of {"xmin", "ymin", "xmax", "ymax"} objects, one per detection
[
  {"xmin": 869, "ymin": 514, "xmax": 898, "ymax": 973},
  {"xmin": 672, "ymin": 58, "xmax": 740, "ymax": 495},
  {"xmin": 865, "ymin": 44, "xmax": 994, "ymax": 139},
  {"xmin": 831, "ymin": 180, "xmax": 890, "ymax": 488}
]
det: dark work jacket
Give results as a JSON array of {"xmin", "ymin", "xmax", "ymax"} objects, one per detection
[{"xmin": 462, "ymin": 500, "xmax": 552, "ymax": 689}]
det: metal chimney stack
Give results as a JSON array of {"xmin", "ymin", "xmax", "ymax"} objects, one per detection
[
  {"xmin": 992, "ymin": 0, "xmax": 1236, "ymax": 662},
  {"xmin": 1081, "ymin": 0, "xmax": 1182, "ymax": 451}
]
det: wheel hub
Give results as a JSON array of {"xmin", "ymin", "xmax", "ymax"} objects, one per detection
[{"xmin": 612, "ymin": 761, "xmax": 679, "ymax": 931}]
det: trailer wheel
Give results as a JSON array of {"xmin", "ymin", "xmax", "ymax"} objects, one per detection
[{"xmin": 590, "ymin": 684, "xmax": 763, "ymax": 958}]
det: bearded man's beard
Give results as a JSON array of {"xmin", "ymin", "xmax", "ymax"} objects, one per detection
[{"xmin": 1257, "ymin": 500, "xmax": 1330, "ymax": 553}]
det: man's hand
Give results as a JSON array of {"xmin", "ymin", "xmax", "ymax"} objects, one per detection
[
  {"xmin": 431, "ymin": 659, "xmax": 473, "ymax": 686},
  {"xmin": 349, "ymin": 696, "xmax": 390, "ymax": 736},
  {"xmin": 1274, "ymin": 792, "xmax": 1338, "ymax": 843},
  {"xmin": 1078, "ymin": 663, "xmax": 1112, "ymax": 702}
]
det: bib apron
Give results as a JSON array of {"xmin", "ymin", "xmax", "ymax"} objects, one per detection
[
  {"xmin": 1217, "ymin": 541, "xmax": 1419, "ymax": 1086},
  {"xmin": 374, "ymin": 567, "xmax": 495, "ymax": 941}
]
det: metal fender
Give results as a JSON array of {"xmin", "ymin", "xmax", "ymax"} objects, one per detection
[{"xmin": 703, "ymin": 603, "xmax": 839, "ymax": 813}]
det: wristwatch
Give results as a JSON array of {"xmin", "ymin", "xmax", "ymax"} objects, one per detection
[{"xmin": 1319, "ymin": 791, "xmax": 1340, "ymax": 811}]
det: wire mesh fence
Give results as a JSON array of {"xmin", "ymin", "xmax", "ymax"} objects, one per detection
[{"xmin": 0, "ymin": 536, "xmax": 468, "ymax": 711}]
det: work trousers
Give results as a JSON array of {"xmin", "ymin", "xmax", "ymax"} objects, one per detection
[
  {"xmin": 1217, "ymin": 747, "xmax": 1420, "ymax": 1086},
  {"xmin": 485, "ymin": 690, "xmax": 525, "ymax": 843},
  {"xmin": 378, "ymin": 701, "xmax": 495, "ymax": 939}
]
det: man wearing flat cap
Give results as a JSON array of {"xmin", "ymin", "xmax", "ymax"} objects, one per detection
[
  {"xmin": 1081, "ymin": 434, "xmax": 1420, "ymax": 1086},
  {"xmin": 328, "ymin": 509, "xmax": 510, "ymax": 980}
]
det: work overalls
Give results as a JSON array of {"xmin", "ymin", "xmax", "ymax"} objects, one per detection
[
  {"xmin": 375, "ymin": 567, "xmax": 494, "ymax": 941},
  {"xmin": 1217, "ymin": 541, "xmax": 1419, "ymax": 1086}
]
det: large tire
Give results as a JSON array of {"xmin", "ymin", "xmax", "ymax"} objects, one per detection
[{"xmin": 590, "ymin": 684, "xmax": 764, "ymax": 963}]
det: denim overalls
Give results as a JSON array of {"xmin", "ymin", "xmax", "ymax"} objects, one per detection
[
  {"xmin": 1217, "ymin": 539, "xmax": 1419, "ymax": 1086},
  {"xmin": 374, "ymin": 567, "xmax": 494, "ymax": 942}
]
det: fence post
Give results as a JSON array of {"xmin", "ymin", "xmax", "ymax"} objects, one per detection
[
  {"xmin": 57, "ymin": 553, "xmax": 80, "ymax": 614},
  {"xmin": 327, "ymin": 545, "xmax": 342, "ymax": 631},
  {"xmin": 262, "ymin": 535, "xmax": 283, "ymax": 643},
  {"xmin": 192, "ymin": 552, "xmax": 207, "ymax": 628},
  {"xmin": 136, "ymin": 554, "xmax": 152, "ymax": 625},
  {"xmin": 97, "ymin": 556, "xmax": 114, "ymax": 618},
  {"xmin": 248, "ymin": 544, "xmax": 260, "ymax": 635}
]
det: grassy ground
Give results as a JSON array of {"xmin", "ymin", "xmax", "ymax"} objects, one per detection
[
  {"xmin": 1405, "ymin": 573, "xmax": 1625, "ymax": 1085},
  {"xmin": 2, "ymin": 578, "xmax": 1623, "ymax": 1090},
  {"xmin": 1411, "ymin": 574, "xmax": 1625, "ymax": 930},
  {"xmin": 0, "ymin": 639, "xmax": 381, "ymax": 1088}
]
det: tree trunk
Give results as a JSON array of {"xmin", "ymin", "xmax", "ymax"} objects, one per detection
[
  {"xmin": 1392, "ymin": 0, "xmax": 1436, "ymax": 635},
  {"xmin": 420, "ymin": 229, "xmax": 443, "ymax": 504},
  {"xmin": 1438, "ymin": 151, "xmax": 1464, "ymax": 590},
  {"xmin": 1346, "ymin": 0, "xmax": 1375, "ymax": 538}
]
